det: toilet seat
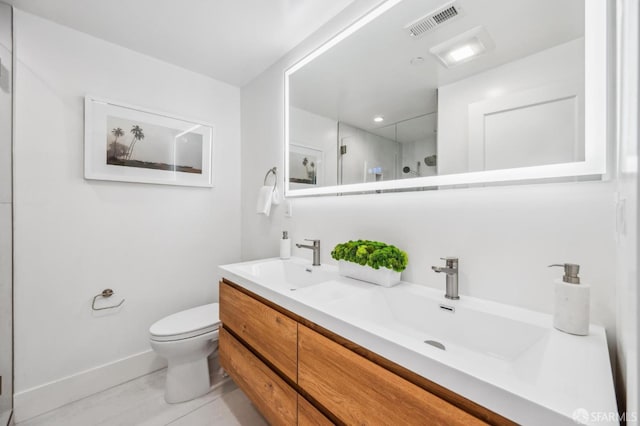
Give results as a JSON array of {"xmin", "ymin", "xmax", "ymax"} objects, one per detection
[{"xmin": 150, "ymin": 303, "xmax": 221, "ymax": 342}]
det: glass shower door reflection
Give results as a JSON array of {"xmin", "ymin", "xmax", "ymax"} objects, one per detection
[{"xmin": 0, "ymin": 2, "xmax": 13, "ymax": 424}]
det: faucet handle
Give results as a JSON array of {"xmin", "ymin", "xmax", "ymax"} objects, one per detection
[
  {"xmin": 440, "ymin": 257, "xmax": 458, "ymax": 267},
  {"xmin": 304, "ymin": 238, "xmax": 320, "ymax": 245}
]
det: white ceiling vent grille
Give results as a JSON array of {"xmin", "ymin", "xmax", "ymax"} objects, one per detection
[{"xmin": 405, "ymin": 2, "xmax": 463, "ymax": 38}]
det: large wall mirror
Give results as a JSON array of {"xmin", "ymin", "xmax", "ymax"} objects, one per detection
[{"xmin": 284, "ymin": 0, "xmax": 608, "ymax": 197}]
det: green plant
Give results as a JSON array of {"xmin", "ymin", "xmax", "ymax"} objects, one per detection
[{"xmin": 331, "ymin": 240, "xmax": 408, "ymax": 272}]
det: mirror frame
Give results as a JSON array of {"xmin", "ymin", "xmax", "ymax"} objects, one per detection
[{"xmin": 284, "ymin": 0, "xmax": 608, "ymax": 197}]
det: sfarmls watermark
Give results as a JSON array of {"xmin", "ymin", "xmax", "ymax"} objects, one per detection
[{"xmin": 572, "ymin": 408, "xmax": 638, "ymax": 424}]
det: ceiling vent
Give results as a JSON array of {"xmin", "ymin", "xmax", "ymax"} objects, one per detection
[{"xmin": 405, "ymin": 2, "xmax": 463, "ymax": 38}]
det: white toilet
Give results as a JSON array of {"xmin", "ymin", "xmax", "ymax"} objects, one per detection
[{"xmin": 149, "ymin": 303, "xmax": 221, "ymax": 403}]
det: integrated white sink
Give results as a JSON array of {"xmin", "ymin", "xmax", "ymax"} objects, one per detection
[
  {"xmin": 231, "ymin": 257, "xmax": 337, "ymax": 291},
  {"xmin": 219, "ymin": 257, "xmax": 618, "ymax": 425},
  {"xmin": 325, "ymin": 286, "xmax": 549, "ymax": 362}
]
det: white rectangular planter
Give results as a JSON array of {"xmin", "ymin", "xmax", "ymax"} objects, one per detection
[{"xmin": 338, "ymin": 260, "xmax": 401, "ymax": 287}]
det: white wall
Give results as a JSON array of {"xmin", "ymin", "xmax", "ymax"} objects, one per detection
[
  {"xmin": 240, "ymin": 0, "xmax": 618, "ymax": 376},
  {"xmin": 13, "ymin": 10, "xmax": 241, "ymax": 419},
  {"xmin": 437, "ymin": 38, "xmax": 584, "ymax": 175},
  {"xmin": 240, "ymin": 0, "xmax": 383, "ymax": 261}
]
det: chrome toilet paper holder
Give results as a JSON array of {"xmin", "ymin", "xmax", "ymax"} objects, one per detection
[{"xmin": 92, "ymin": 288, "xmax": 125, "ymax": 311}]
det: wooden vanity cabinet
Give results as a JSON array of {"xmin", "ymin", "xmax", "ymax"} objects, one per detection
[
  {"xmin": 219, "ymin": 279, "xmax": 513, "ymax": 426},
  {"xmin": 297, "ymin": 394, "xmax": 333, "ymax": 426},
  {"xmin": 220, "ymin": 281, "xmax": 330, "ymax": 425},
  {"xmin": 219, "ymin": 328, "xmax": 297, "ymax": 425},
  {"xmin": 298, "ymin": 324, "xmax": 482, "ymax": 425},
  {"xmin": 219, "ymin": 280, "xmax": 297, "ymax": 381}
]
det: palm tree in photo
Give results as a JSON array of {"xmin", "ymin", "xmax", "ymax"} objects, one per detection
[
  {"xmin": 127, "ymin": 125, "xmax": 145, "ymax": 160},
  {"xmin": 112, "ymin": 127, "xmax": 124, "ymax": 143},
  {"xmin": 302, "ymin": 157, "xmax": 316, "ymax": 182},
  {"xmin": 108, "ymin": 127, "xmax": 125, "ymax": 160}
]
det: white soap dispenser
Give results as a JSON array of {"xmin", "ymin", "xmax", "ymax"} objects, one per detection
[
  {"xmin": 280, "ymin": 231, "xmax": 291, "ymax": 259},
  {"xmin": 549, "ymin": 263, "xmax": 590, "ymax": 336}
]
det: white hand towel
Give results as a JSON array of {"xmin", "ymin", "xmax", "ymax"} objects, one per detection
[
  {"xmin": 256, "ymin": 186, "xmax": 273, "ymax": 216},
  {"xmin": 271, "ymin": 185, "xmax": 282, "ymax": 205}
]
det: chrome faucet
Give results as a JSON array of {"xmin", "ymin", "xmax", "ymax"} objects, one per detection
[
  {"xmin": 296, "ymin": 239, "xmax": 321, "ymax": 266},
  {"xmin": 432, "ymin": 257, "xmax": 459, "ymax": 300}
]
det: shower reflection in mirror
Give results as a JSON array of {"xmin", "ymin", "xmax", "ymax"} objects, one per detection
[{"xmin": 336, "ymin": 112, "xmax": 438, "ymax": 185}]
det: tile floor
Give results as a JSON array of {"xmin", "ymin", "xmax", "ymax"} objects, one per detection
[{"xmin": 16, "ymin": 368, "xmax": 266, "ymax": 426}]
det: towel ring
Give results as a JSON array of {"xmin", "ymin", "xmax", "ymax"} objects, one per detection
[
  {"xmin": 263, "ymin": 167, "xmax": 277, "ymax": 192},
  {"xmin": 92, "ymin": 288, "xmax": 125, "ymax": 311}
]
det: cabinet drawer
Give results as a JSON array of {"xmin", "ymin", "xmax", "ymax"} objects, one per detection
[
  {"xmin": 219, "ymin": 327, "xmax": 297, "ymax": 426},
  {"xmin": 298, "ymin": 325, "xmax": 485, "ymax": 426},
  {"xmin": 298, "ymin": 394, "xmax": 334, "ymax": 426},
  {"xmin": 220, "ymin": 282, "xmax": 297, "ymax": 381}
]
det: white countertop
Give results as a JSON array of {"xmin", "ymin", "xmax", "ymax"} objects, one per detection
[{"xmin": 219, "ymin": 257, "xmax": 618, "ymax": 425}]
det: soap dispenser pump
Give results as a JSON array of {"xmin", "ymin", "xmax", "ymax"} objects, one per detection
[
  {"xmin": 280, "ymin": 231, "xmax": 291, "ymax": 260},
  {"xmin": 549, "ymin": 263, "xmax": 589, "ymax": 335}
]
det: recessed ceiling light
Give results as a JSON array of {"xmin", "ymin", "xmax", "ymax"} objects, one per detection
[
  {"xmin": 373, "ymin": 116, "xmax": 384, "ymax": 123},
  {"xmin": 448, "ymin": 45, "xmax": 476, "ymax": 62},
  {"xmin": 429, "ymin": 26, "xmax": 494, "ymax": 68}
]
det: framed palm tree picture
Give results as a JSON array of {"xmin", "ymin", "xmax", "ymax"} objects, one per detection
[
  {"xmin": 288, "ymin": 142, "xmax": 323, "ymax": 189},
  {"xmin": 84, "ymin": 96, "xmax": 214, "ymax": 187}
]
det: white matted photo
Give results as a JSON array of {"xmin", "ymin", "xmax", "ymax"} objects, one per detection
[
  {"xmin": 289, "ymin": 143, "xmax": 323, "ymax": 189},
  {"xmin": 84, "ymin": 96, "xmax": 214, "ymax": 187}
]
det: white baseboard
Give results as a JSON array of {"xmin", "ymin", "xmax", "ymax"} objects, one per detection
[{"xmin": 13, "ymin": 350, "xmax": 167, "ymax": 422}]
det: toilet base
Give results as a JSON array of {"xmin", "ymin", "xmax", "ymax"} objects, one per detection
[
  {"xmin": 150, "ymin": 332, "xmax": 218, "ymax": 404},
  {"xmin": 165, "ymin": 354, "xmax": 212, "ymax": 403}
]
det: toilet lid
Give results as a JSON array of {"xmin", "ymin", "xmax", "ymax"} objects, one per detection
[{"xmin": 150, "ymin": 303, "xmax": 220, "ymax": 341}]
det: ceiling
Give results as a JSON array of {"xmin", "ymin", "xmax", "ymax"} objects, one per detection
[
  {"xmin": 289, "ymin": 0, "xmax": 584, "ymax": 140},
  {"xmin": 5, "ymin": 0, "xmax": 356, "ymax": 87}
]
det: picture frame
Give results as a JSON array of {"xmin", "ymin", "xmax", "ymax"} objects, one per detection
[
  {"xmin": 84, "ymin": 96, "xmax": 214, "ymax": 187},
  {"xmin": 288, "ymin": 142, "xmax": 324, "ymax": 189}
]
